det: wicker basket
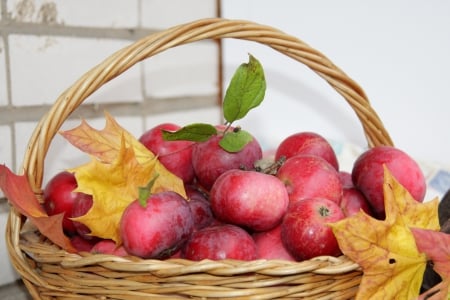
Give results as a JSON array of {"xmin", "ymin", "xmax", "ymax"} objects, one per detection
[{"xmin": 6, "ymin": 18, "xmax": 393, "ymax": 299}]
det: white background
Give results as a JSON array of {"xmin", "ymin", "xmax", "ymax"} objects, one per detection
[{"xmin": 221, "ymin": 0, "xmax": 450, "ymax": 168}]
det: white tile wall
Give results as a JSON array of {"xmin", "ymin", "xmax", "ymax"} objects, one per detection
[
  {"xmin": 144, "ymin": 42, "xmax": 218, "ymax": 98},
  {"xmin": 0, "ymin": 38, "xmax": 7, "ymax": 106},
  {"xmin": 143, "ymin": 106, "xmax": 221, "ymax": 130},
  {"xmin": 52, "ymin": 0, "xmax": 139, "ymax": 28},
  {"xmin": 0, "ymin": 126, "xmax": 13, "ymax": 199},
  {"xmin": 0, "ymin": 210, "xmax": 20, "ymax": 286},
  {"xmin": 141, "ymin": 0, "xmax": 217, "ymax": 28},
  {"xmin": 1, "ymin": 0, "xmax": 220, "ymax": 288},
  {"xmin": 7, "ymin": 0, "xmax": 139, "ymax": 27},
  {"xmin": 9, "ymin": 35, "xmax": 142, "ymax": 106}
]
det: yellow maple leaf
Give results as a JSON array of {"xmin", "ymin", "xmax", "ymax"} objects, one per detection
[
  {"xmin": 61, "ymin": 111, "xmax": 156, "ymax": 164},
  {"xmin": 63, "ymin": 113, "xmax": 187, "ymax": 244},
  {"xmin": 330, "ymin": 166, "xmax": 440, "ymax": 300}
]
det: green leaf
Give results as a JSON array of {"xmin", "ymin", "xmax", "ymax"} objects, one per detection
[
  {"xmin": 223, "ymin": 54, "xmax": 266, "ymax": 123},
  {"xmin": 219, "ymin": 129, "xmax": 254, "ymax": 153},
  {"xmin": 161, "ymin": 123, "xmax": 217, "ymax": 143},
  {"xmin": 138, "ymin": 174, "xmax": 159, "ymax": 207}
]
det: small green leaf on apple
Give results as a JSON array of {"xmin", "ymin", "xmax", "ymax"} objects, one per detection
[
  {"xmin": 219, "ymin": 128, "xmax": 254, "ymax": 153},
  {"xmin": 161, "ymin": 123, "xmax": 217, "ymax": 142}
]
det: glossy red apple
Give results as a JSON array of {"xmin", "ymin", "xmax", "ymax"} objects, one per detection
[
  {"xmin": 281, "ymin": 197, "xmax": 344, "ymax": 261},
  {"xmin": 352, "ymin": 146, "xmax": 426, "ymax": 219},
  {"xmin": 275, "ymin": 131, "xmax": 339, "ymax": 170},
  {"xmin": 253, "ymin": 224, "xmax": 296, "ymax": 261},
  {"xmin": 139, "ymin": 123, "xmax": 195, "ymax": 183},
  {"xmin": 340, "ymin": 187, "xmax": 373, "ymax": 217},
  {"xmin": 182, "ymin": 224, "xmax": 257, "ymax": 261},
  {"xmin": 276, "ymin": 155, "xmax": 343, "ymax": 204},
  {"xmin": 210, "ymin": 169, "xmax": 289, "ymax": 232},
  {"xmin": 192, "ymin": 130, "xmax": 262, "ymax": 190},
  {"xmin": 43, "ymin": 171, "xmax": 91, "ymax": 235}
]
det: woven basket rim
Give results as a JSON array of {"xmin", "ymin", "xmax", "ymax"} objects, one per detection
[{"xmin": 5, "ymin": 17, "xmax": 392, "ymax": 299}]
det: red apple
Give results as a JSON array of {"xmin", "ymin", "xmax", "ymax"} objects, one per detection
[
  {"xmin": 186, "ymin": 187, "xmax": 214, "ymax": 231},
  {"xmin": 182, "ymin": 224, "xmax": 257, "ymax": 261},
  {"xmin": 275, "ymin": 131, "xmax": 339, "ymax": 170},
  {"xmin": 71, "ymin": 194, "xmax": 97, "ymax": 240},
  {"xmin": 139, "ymin": 123, "xmax": 195, "ymax": 183},
  {"xmin": 352, "ymin": 146, "xmax": 426, "ymax": 219},
  {"xmin": 340, "ymin": 188, "xmax": 373, "ymax": 217},
  {"xmin": 120, "ymin": 191, "xmax": 194, "ymax": 259},
  {"xmin": 281, "ymin": 197, "xmax": 344, "ymax": 261},
  {"xmin": 210, "ymin": 169, "xmax": 289, "ymax": 232},
  {"xmin": 70, "ymin": 235, "xmax": 96, "ymax": 252},
  {"xmin": 43, "ymin": 171, "xmax": 91, "ymax": 235},
  {"xmin": 91, "ymin": 239, "xmax": 128, "ymax": 257},
  {"xmin": 192, "ymin": 130, "xmax": 262, "ymax": 190},
  {"xmin": 338, "ymin": 171, "xmax": 354, "ymax": 189},
  {"xmin": 276, "ymin": 155, "xmax": 343, "ymax": 204},
  {"xmin": 253, "ymin": 224, "xmax": 296, "ymax": 261}
]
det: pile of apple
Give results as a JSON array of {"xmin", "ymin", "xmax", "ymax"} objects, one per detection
[
  {"xmin": 43, "ymin": 123, "xmax": 426, "ymax": 262},
  {"xmin": 42, "ymin": 55, "xmax": 427, "ymax": 261}
]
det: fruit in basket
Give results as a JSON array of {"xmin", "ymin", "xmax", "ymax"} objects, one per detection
[
  {"xmin": 352, "ymin": 145, "xmax": 426, "ymax": 219},
  {"xmin": 139, "ymin": 123, "xmax": 195, "ymax": 183},
  {"xmin": 191, "ymin": 129, "xmax": 263, "ymax": 190},
  {"xmin": 43, "ymin": 171, "xmax": 92, "ymax": 235},
  {"xmin": 120, "ymin": 191, "xmax": 194, "ymax": 259},
  {"xmin": 281, "ymin": 197, "xmax": 345, "ymax": 261},
  {"xmin": 71, "ymin": 195, "xmax": 96, "ymax": 239},
  {"xmin": 253, "ymin": 224, "xmax": 296, "ymax": 261},
  {"xmin": 182, "ymin": 224, "xmax": 257, "ymax": 261},
  {"xmin": 338, "ymin": 171, "xmax": 354, "ymax": 188},
  {"xmin": 90, "ymin": 239, "xmax": 129, "ymax": 257},
  {"xmin": 185, "ymin": 185, "xmax": 214, "ymax": 230},
  {"xmin": 275, "ymin": 131, "xmax": 339, "ymax": 170},
  {"xmin": 210, "ymin": 169, "xmax": 289, "ymax": 232},
  {"xmin": 339, "ymin": 187, "xmax": 373, "ymax": 217},
  {"xmin": 276, "ymin": 155, "xmax": 343, "ymax": 203},
  {"xmin": 70, "ymin": 235, "xmax": 96, "ymax": 252}
]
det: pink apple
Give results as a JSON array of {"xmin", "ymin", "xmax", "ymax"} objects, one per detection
[
  {"xmin": 275, "ymin": 131, "xmax": 339, "ymax": 170},
  {"xmin": 120, "ymin": 191, "xmax": 194, "ymax": 259},
  {"xmin": 182, "ymin": 224, "xmax": 257, "ymax": 261},
  {"xmin": 352, "ymin": 146, "xmax": 426, "ymax": 219},
  {"xmin": 338, "ymin": 171, "xmax": 354, "ymax": 189},
  {"xmin": 340, "ymin": 187, "xmax": 373, "ymax": 217},
  {"xmin": 253, "ymin": 224, "xmax": 296, "ymax": 261},
  {"xmin": 210, "ymin": 169, "xmax": 289, "ymax": 232},
  {"xmin": 276, "ymin": 155, "xmax": 343, "ymax": 204},
  {"xmin": 139, "ymin": 123, "xmax": 195, "ymax": 183},
  {"xmin": 281, "ymin": 197, "xmax": 345, "ymax": 261},
  {"xmin": 91, "ymin": 239, "xmax": 129, "ymax": 257},
  {"xmin": 192, "ymin": 130, "xmax": 262, "ymax": 190},
  {"xmin": 43, "ymin": 171, "xmax": 92, "ymax": 235}
]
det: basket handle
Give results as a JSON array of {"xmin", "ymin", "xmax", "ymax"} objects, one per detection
[{"xmin": 21, "ymin": 18, "xmax": 393, "ymax": 192}]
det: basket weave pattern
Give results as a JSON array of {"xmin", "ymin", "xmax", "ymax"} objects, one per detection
[{"xmin": 6, "ymin": 18, "xmax": 392, "ymax": 299}]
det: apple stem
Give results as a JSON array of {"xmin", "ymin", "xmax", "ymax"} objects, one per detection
[
  {"xmin": 319, "ymin": 206, "xmax": 330, "ymax": 217},
  {"xmin": 255, "ymin": 156, "xmax": 286, "ymax": 175}
]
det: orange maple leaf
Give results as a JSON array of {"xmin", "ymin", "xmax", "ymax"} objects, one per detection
[
  {"xmin": 62, "ymin": 113, "xmax": 186, "ymax": 244},
  {"xmin": 330, "ymin": 166, "xmax": 440, "ymax": 300},
  {"xmin": 0, "ymin": 164, "xmax": 76, "ymax": 253},
  {"xmin": 60, "ymin": 111, "xmax": 151, "ymax": 164}
]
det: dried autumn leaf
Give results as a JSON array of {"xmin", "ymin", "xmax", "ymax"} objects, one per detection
[
  {"xmin": 60, "ymin": 111, "xmax": 155, "ymax": 164},
  {"xmin": 70, "ymin": 137, "xmax": 181, "ymax": 244},
  {"xmin": 60, "ymin": 112, "xmax": 186, "ymax": 199},
  {"xmin": 412, "ymin": 228, "xmax": 450, "ymax": 300},
  {"xmin": 330, "ymin": 166, "xmax": 440, "ymax": 299},
  {"xmin": 0, "ymin": 164, "xmax": 76, "ymax": 253}
]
